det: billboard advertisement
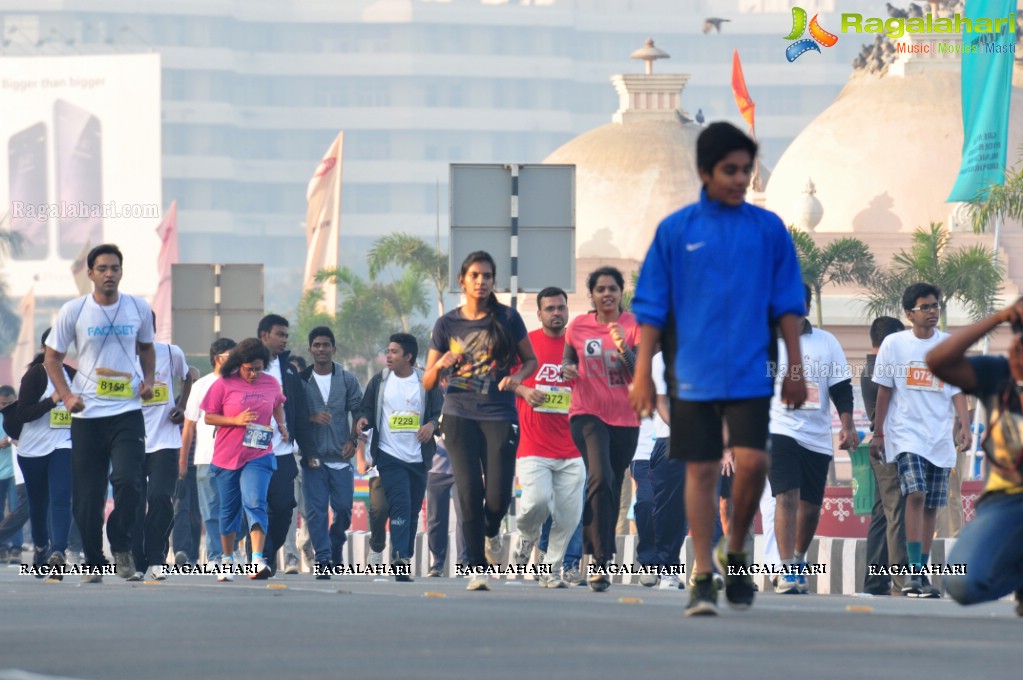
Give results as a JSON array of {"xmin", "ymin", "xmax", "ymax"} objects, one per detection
[{"xmin": 1, "ymin": 54, "xmax": 162, "ymax": 298}]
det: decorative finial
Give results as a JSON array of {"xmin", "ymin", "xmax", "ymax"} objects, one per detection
[{"xmin": 629, "ymin": 38, "xmax": 670, "ymax": 75}]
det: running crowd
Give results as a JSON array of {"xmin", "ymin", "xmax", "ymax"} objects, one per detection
[{"xmin": 1, "ymin": 122, "xmax": 1021, "ymax": 617}]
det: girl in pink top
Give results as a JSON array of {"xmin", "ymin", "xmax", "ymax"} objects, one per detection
[
  {"xmin": 201, "ymin": 338, "xmax": 287, "ymax": 580},
  {"xmin": 562, "ymin": 266, "xmax": 641, "ymax": 591}
]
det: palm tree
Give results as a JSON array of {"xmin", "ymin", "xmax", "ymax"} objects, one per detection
[
  {"xmin": 969, "ymin": 151, "xmax": 1023, "ymax": 233},
  {"xmin": 788, "ymin": 228, "xmax": 876, "ymax": 328},
  {"xmin": 863, "ymin": 222, "xmax": 1003, "ymax": 330},
  {"xmin": 367, "ymin": 233, "xmax": 448, "ymax": 316}
]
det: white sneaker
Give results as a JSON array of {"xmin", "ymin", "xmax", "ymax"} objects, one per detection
[
  {"xmin": 466, "ymin": 574, "xmax": 491, "ymax": 591},
  {"xmin": 250, "ymin": 557, "xmax": 271, "ymax": 580},
  {"xmin": 369, "ymin": 551, "xmax": 383, "ymax": 566},
  {"xmin": 217, "ymin": 558, "xmax": 235, "ymax": 582},
  {"xmin": 484, "ymin": 535, "xmax": 504, "ymax": 566},
  {"xmin": 539, "ymin": 573, "xmax": 568, "ymax": 589},
  {"xmin": 659, "ymin": 573, "xmax": 683, "ymax": 590},
  {"xmin": 145, "ymin": 565, "xmax": 167, "ymax": 581},
  {"xmin": 513, "ymin": 538, "xmax": 534, "ymax": 566}
]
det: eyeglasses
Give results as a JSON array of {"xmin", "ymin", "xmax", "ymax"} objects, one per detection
[{"xmin": 910, "ymin": 303, "xmax": 942, "ymax": 313}]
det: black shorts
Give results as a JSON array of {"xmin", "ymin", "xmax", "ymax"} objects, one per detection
[
  {"xmin": 669, "ymin": 397, "xmax": 771, "ymax": 463},
  {"xmin": 767, "ymin": 434, "xmax": 832, "ymax": 506}
]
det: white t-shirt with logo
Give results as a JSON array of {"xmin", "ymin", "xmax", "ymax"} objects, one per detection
[
  {"xmin": 184, "ymin": 372, "xmax": 220, "ymax": 466},
  {"xmin": 140, "ymin": 342, "xmax": 189, "ymax": 453},
  {"xmin": 872, "ymin": 329, "xmax": 960, "ymax": 467},
  {"xmin": 377, "ymin": 373, "xmax": 424, "ymax": 465},
  {"xmin": 17, "ymin": 367, "xmax": 73, "ymax": 458},
  {"xmin": 265, "ymin": 357, "xmax": 294, "ymax": 457},
  {"xmin": 46, "ymin": 293, "xmax": 155, "ymax": 418},
  {"xmin": 311, "ymin": 370, "xmax": 348, "ymax": 470},
  {"xmin": 770, "ymin": 326, "xmax": 849, "ymax": 456}
]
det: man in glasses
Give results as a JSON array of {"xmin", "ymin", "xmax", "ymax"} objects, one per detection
[
  {"xmin": 925, "ymin": 298, "xmax": 1023, "ymax": 616},
  {"xmin": 869, "ymin": 283, "xmax": 969, "ymax": 598}
]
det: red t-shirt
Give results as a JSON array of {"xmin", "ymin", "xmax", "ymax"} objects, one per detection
[
  {"xmin": 564, "ymin": 311, "xmax": 640, "ymax": 427},
  {"xmin": 516, "ymin": 329, "xmax": 578, "ymax": 459}
]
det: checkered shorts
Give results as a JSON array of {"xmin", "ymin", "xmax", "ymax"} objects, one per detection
[{"xmin": 895, "ymin": 452, "xmax": 951, "ymax": 509}]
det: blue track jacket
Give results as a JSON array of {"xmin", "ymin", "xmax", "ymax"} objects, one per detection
[{"xmin": 632, "ymin": 189, "xmax": 805, "ymax": 401}]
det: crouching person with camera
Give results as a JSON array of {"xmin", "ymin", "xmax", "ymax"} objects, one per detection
[
  {"xmin": 301, "ymin": 327, "xmax": 364, "ymax": 578},
  {"xmin": 926, "ymin": 299, "xmax": 1023, "ymax": 616},
  {"xmin": 355, "ymin": 334, "xmax": 443, "ymax": 582}
]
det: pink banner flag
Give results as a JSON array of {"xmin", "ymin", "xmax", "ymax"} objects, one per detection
[
  {"xmin": 153, "ymin": 200, "xmax": 178, "ymax": 343},
  {"xmin": 304, "ymin": 133, "xmax": 343, "ymax": 313}
]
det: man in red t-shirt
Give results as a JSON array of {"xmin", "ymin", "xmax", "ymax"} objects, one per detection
[{"xmin": 512, "ymin": 287, "xmax": 585, "ymax": 588}]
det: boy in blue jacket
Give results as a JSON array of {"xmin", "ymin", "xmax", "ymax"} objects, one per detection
[{"xmin": 630, "ymin": 122, "xmax": 806, "ymax": 616}]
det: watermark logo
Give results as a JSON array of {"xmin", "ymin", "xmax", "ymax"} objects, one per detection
[{"xmin": 784, "ymin": 7, "xmax": 838, "ymax": 62}]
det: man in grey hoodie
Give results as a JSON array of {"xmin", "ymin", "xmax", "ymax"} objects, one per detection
[{"xmin": 300, "ymin": 327, "xmax": 363, "ymax": 577}]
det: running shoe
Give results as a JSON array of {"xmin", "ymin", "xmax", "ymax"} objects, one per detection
[
  {"xmin": 917, "ymin": 575, "xmax": 941, "ymax": 599},
  {"xmin": 45, "ymin": 551, "xmax": 66, "ymax": 583},
  {"xmin": 659, "ymin": 573, "xmax": 684, "ymax": 590},
  {"xmin": 588, "ymin": 561, "xmax": 612, "ymax": 592},
  {"xmin": 713, "ymin": 536, "xmax": 754, "ymax": 610},
  {"xmin": 684, "ymin": 574, "xmax": 719, "ymax": 617},
  {"xmin": 776, "ymin": 572, "xmax": 800, "ymax": 595},
  {"xmin": 250, "ymin": 556, "xmax": 271, "ymax": 580},
  {"xmin": 539, "ymin": 573, "xmax": 568, "ymax": 589},
  {"xmin": 113, "ymin": 552, "xmax": 142, "ymax": 581},
  {"xmin": 485, "ymin": 535, "xmax": 505, "ymax": 566},
  {"xmin": 466, "ymin": 574, "xmax": 490, "ymax": 591}
]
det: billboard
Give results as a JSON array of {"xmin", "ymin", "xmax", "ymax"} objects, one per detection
[{"xmin": 0, "ymin": 54, "xmax": 162, "ymax": 298}]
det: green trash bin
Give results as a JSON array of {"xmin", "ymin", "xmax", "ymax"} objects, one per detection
[{"xmin": 850, "ymin": 443, "xmax": 875, "ymax": 516}]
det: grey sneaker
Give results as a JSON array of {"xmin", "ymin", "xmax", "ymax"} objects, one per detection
[
  {"xmin": 369, "ymin": 551, "xmax": 383, "ymax": 566},
  {"xmin": 639, "ymin": 571, "xmax": 660, "ymax": 588},
  {"xmin": 513, "ymin": 537, "xmax": 534, "ymax": 566},
  {"xmin": 174, "ymin": 551, "xmax": 188, "ymax": 567},
  {"xmin": 114, "ymin": 552, "xmax": 142, "ymax": 581},
  {"xmin": 562, "ymin": 566, "xmax": 585, "ymax": 586},
  {"xmin": 427, "ymin": 566, "xmax": 443, "ymax": 577},
  {"xmin": 45, "ymin": 551, "xmax": 67, "ymax": 582},
  {"xmin": 485, "ymin": 535, "xmax": 504, "ymax": 566},
  {"xmin": 80, "ymin": 571, "xmax": 103, "ymax": 584},
  {"xmin": 284, "ymin": 555, "xmax": 300, "ymax": 575},
  {"xmin": 466, "ymin": 574, "xmax": 491, "ymax": 591},
  {"xmin": 539, "ymin": 573, "xmax": 568, "ymax": 588},
  {"xmin": 393, "ymin": 557, "xmax": 413, "ymax": 582},
  {"xmin": 685, "ymin": 574, "xmax": 719, "ymax": 617},
  {"xmin": 65, "ymin": 549, "xmax": 82, "ymax": 566}
]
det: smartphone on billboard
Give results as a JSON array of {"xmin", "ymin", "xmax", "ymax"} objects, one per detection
[
  {"xmin": 7, "ymin": 122, "xmax": 49, "ymax": 260},
  {"xmin": 54, "ymin": 99, "xmax": 103, "ymax": 260}
]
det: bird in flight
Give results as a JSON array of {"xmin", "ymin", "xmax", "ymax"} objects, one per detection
[{"xmin": 703, "ymin": 17, "xmax": 730, "ymax": 34}]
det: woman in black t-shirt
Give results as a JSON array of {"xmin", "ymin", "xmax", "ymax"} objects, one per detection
[{"xmin": 424, "ymin": 251, "xmax": 536, "ymax": 590}]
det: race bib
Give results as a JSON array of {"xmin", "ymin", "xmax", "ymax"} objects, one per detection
[
  {"xmin": 535, "ymin": 385, "xmax": 572, "ymax": 414},
  {"xmin": 243, "ymin": 423, "xmax": 273, "ymax": 450},
  {"xmin": 49, "ymin": 407, "xmax": 72, "ymax": 429},
  {"xmin": 388, "ymin": 413, "xmax": 421, "ymax": 432},
  {"xmin": 906, "ymin": 362, "xmax": 943, "ymax": 392},
  {"xmin": 96, "ymin": 376, "xmax": 133, "ymax": 399},
  {"xmin": 798, "ymin": 381, "xmax": 822, "ymax": 410},
  {"xmin": 142, "ymin": 382, "xmax": 169, "ymax": 407}
]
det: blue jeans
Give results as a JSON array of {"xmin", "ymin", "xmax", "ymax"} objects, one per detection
[
  {"xmin": 649, "ymin": 438, "xmax": 687, "ymax": 566},
  {"xmin": 377, "ymin": 452, "xmax": 427, "ymax": 560},
  {"xmin": 631, "ymin": 459, "xmax": 655, "ymax": 565},
  {"xmin": 302, "ymin": 463, "xmax": 353, "ymax": 565},
  {"xmin": 946, "ymin": 493, "xmax": 1023, "ymax": 605},
  {"xmin": 213, "ymin": 454, "xmax": 276, "ymax": 536},
  {"xmin": 0, "ymin": 476, "xmax": 24, "ymax": 549},
  {"xmin": 17, "ymin": 450, "xmax": 72, "ymax": 554},
  {"xmin": 196, "ymin": 465, "xmax": 222, "ymax": 561},
  {"xmin": 540, "ymin": 516, "xmax": 583, "ymax": 570}
]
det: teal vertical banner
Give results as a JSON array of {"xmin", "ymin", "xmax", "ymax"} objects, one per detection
[{"xmin": 947, "ymin": 0, "xmax": 1018, "ymax": 203}]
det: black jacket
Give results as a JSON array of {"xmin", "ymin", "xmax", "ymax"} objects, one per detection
[{"xmin": 274, "ymin": 350, "xmax": 312, "ymax": 456}]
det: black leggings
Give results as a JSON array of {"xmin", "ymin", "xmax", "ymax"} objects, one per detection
[
  {"xmin": 570, "ymin": 415, "xmax": 639, "ymax": 564},
  {"xmin": 442, "ymin": 415, "xmax": 517, "ymax": 567}
]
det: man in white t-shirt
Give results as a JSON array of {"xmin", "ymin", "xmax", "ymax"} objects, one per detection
[
  {"xmin": 871, "ymin": 283, "xmax": 970, "ymax": 598},
  {"xmin": 44, "ymin": 244, "xmax": 156, "ymax": 582},
  {"xmin": 180, "ymin": 338, "xmax": 236, "ymax": 571},
  {"xmin": 356, "ymin": 333, "xmax": 443, "ymax": 581},
  {"xmin": 133, "ymin": 318, "xmax": 193, "ymax": 581},
  {"xmin": 770, "ymin": 285, "xmax": 858, "ymax": 594}
]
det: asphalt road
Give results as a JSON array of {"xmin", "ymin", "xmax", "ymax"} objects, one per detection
[{"xmin": 0, "ymin": 564, "xmax": 1018, "ymax": 680}]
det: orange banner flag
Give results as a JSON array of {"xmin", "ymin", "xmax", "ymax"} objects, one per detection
[{"xmin": 731, "ymin": 49, "xmax": 756, "ymax": 133}]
